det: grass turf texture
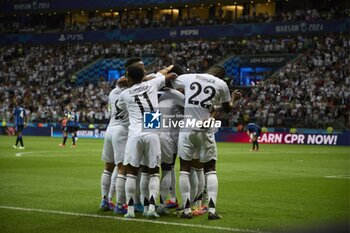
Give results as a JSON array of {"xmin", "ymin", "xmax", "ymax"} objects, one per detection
[{"xmin": 0, "ymin": 136, "xmax": 348, "ymax": 233}]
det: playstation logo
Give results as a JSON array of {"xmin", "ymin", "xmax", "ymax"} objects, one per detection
[
  {"xmin": 58, "ymin": 34, "xmax": 66, "ymax": 42},
  {"xmin": 169, "ymin": 30, "xmax": 177, "ymax": 38}
]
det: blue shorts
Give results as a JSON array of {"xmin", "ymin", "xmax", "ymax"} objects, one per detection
[
  {"xmin": 255, "ymin": 129, "xmax": 261, "ymax": 137},
  {"xmin": 64, "ymin": 126, "xmax": 74, "ymax": 133},
  {"xmin": 15, "ymin": 125, "xmax": 24, "ymax": 132}
]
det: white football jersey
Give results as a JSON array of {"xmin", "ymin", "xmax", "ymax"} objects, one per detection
[
  {"xmin": 117, "ymin": 74, "xmax": 165, "ymax": 137},
  {"xmin": 158, "ymin": 88, "xmax": 185, "ymax": 116},
  {"xmin": 108, "ymin": 86, "xmax": 129, "ymax": 127},
  {"xmin": 171, "ymin": 73, "xmax": 231, "ymax": 130}
]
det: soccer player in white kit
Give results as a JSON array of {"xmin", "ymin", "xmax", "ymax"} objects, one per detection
[
  {"xmin": 117, "ymin": 65, "xmax": 177, "ymax": 218},
  {"xmin": 100, "ymin": 82, "xmax": 129, "ymax": 212},
  {"xmin": 157, "ymin": 64, "xmax": 185, "ymax": 214},
  {"xmin": 171, "ymin": 65, "xmax": 241, "ymax": 220},
  {"xmin": 123, "ymin": 57, "xmax": 152, "ymax": 213},
  {"xmin": 122, "ymin": 57, "xmax": 170, "ymax": 215}
]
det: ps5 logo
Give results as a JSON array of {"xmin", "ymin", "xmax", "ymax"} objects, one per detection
[
  {"xmin": 169, "ymin": 30, "xmax": 177, "ymax": 38},
  {"xmin": 58, "ymin": 34, "xmax": 84, "ymax": 42}
]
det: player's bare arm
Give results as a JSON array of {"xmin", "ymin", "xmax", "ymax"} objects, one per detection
[
  {"xmin": 117, "ymin": 76, "xmax": 128, "ymax": 87},
  {"xmin": 157, "ymin": 64, "xmax": 174, "ymax": 75},
  {"xmin": 221, "ymin": 90, "xmax": 242, "ymax": 113},
  {"xmin": 142, "ymin": 64, "xmax": 178, "ymax": 82}
]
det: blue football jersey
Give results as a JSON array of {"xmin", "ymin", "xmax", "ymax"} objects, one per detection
[
  {"xmin": 247, "ymin": 123, "xmax": 261, "ymax": 134},
  {"xmin": 65, "ymin": 111, "xmax": 78, "ymax": 127},
  {"xmin": 13, "ymin": 107, "xmax": 26, "ymax": 126}
]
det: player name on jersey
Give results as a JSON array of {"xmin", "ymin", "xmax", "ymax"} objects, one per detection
[
  {"xmin": 129, "ymin": 85, "xmax": 150, "ymax": 95},
  {"xmin": 195, "ymin": 75, "xmax": 216, "ymax": 84}
]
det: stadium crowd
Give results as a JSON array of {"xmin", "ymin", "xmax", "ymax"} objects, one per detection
[
  {"xmin": 229, "ymin": 34, "xmax": 350, "ymax": 129},
  {"xmin": 74, "ymin": 7, "xmax": 350, "ymax": 31},
  {"xmin": 0, "ymin": 34, "xmax": 349, "ymax": 129},
  {"xmin": 1, "ymin": 7, "xmax": 349, "ymax": 33}
]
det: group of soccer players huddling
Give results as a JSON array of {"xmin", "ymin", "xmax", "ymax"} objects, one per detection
[{"xmin": 100, "ymin": 57, "xmax": 241, "ymax": 220}]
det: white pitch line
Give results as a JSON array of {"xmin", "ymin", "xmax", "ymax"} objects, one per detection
[
  {"xmin": 14, "ymin": 149, "xmax": 101, "ymax": 157},
  {"xmin": 15, "ymin": 152, "xmax": 33, "ymax": 157},
  {"xmin": 324, "ymin": 175, "xmax": 350, "ymax": 179},
  {"xmin": 0, "ymin": 205, "xmax": 270, "ymax": 233},
  {"xmin": 228, "ymin": 151, "xmax": 333, "ymax": 155},
  {"xmin": 15, "ymin": 151, "xmax": 55, "ymax": 157}
]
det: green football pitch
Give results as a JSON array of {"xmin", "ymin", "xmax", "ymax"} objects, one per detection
[{"xmin": 0, "ymin": 136, "xmax": 349, "ymax": 233}]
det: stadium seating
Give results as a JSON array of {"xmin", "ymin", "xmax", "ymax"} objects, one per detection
[
  {"xmin": 76, "ymin": 57, "xmax": 157, "ymax": 85},
  {"xmin": 228, "ymin": 34, "xmax": 349, "ymax": 129},
  {"xmin": 1, "ymin": 7, "xmax": 349, "ymax": 33},
  {"xmin": 1, "ymin": 34, "xmax": 348, "ymax": 129}
]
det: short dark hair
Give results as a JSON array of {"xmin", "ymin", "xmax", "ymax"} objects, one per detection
[
  {"xmin": 208, "ymin": 65, "xmax": 226, "ymax": 79},
  {"xmin": 15, "ymin": 99, "xmax": 23, "ymax": 106},
  {"xmin": 126, "ymin": 65, "xmax": 145, "ymax": 84},
  {"xmin": 169, "ymin": 63, "xmax": 185, "ymax": 76},
  {"xmin": 125, "ymin": 57, "xmax": 142, "ymax": 69}
]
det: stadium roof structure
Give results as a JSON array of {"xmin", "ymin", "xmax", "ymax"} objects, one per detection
[
  {"xmin": 0, "ymin": 0, "xmax": 300, "ymax": 14},
  {"xmin": 1, "ymin": 0, "xmax": 348, "ymax": 15}
]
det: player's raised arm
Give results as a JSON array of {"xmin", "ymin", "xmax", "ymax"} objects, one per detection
[
  {"xmin": 221, "ymin": 89, "xmax": 242, "ymax": 113},
  {"xmin": 157, "ymin": 64, "xmax": 174, "ymax": 75},
  {"xmin": 165, "ymin": 72, "xmax": 178, "ymax": 81},
  {"xmin": 220, "ymin": 91, "xmax": 241, "ymax": 113},
  {"xmin": 205, "ymin": 65, "xmax": 242, "ymax": 114},
  {"xmin": 117, "ymin": 76, "xmax": 128, "ymax": 88},
  {"xmin": 166, "ymin": 63, "xmax": 186, "ymax": 81},
  {"xmin": 143, "ymin": 64, "xmax": 178, "ymax": 82},
  {"xmin": 143, "ymin": 64, "xmax": 181, "ymax": 91}
]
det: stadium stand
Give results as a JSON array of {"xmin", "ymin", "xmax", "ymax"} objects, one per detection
[
  {"xmin": 1, "ymin": 33, "xmax": 349, "ymax": 129},
  {"xmin": 228, "ymin": 34, "xmax": 350, "ymax": 129},
  {"xmin": 1, "ymin": 7, "xmax": 349, "ymax": 33},
  {"xmin": 0, "ymin": 0, "xmax": 349, "ymax": 130}
]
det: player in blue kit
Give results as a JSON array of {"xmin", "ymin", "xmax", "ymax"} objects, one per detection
[
  {"xmin": 12, "ymin": 101, "xmax": 27, "ymax": 149},
  {"xmin": 59, "ymin": 110, "xmax": 78, "ymax": 148},
  {"xmin": 246, "ymin": 123, "xmax": 261, "ymax": 152}
]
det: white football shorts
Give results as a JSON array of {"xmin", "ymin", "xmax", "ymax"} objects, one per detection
[
  {"xmin": 159, "ymin": 131, "xmax": 179, "ymax": 164},
  {"xmin": 101, "ymin": 125, "xmax": 128, "ymax": 164},
  {"xmin": 177, "ymin": 131, "xmax": 217, "ymax": 163},
  {"xmin": 124, "ymin": 133, "xmax": 161, "ymax": 168}
]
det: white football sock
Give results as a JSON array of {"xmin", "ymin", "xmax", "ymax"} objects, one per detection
[
  {"xmin": 206, "ymin": 171, "xmax": 218, "ymax": 214},
  {"xmin": 190, "ymin": 168, "xmax": 198, "ymax": 203},
  {"xmin": 140, "ymin": 172, "xmax": 149, "ymax": 207},
  {"xmin": 160, "ymin": 170, "xmax": 171, "ymax": 204},
  {"xmin": 195, "ymin": 168, "xmax": 205, "ymax": 208},
  {"xmin": 135, "ymin": 170, "xmax": 141, "ymax": 204},
  {"xmin": 116, "ymin": 174, "xmax": 126, "ymax": 206},
  {"xmin": 101, "ymin": 170, "xmax": 112, "ymax": 199},
  {"xmin": 169, "ymin": 166, "xmax": 177, "ymax": 202},
  {"xmin": 179, "ymin": 171, "xmax": 191, "ymax": 214},
  {"xmin": 149, "ymin": 173, "xmax": 160, "ymax": 212},
  {"xmin": 125, "ymin": 174, "xmax": 137, "ymax": 215},
  {"xmin": 108, "ymin": 167, "xmax": 118, "ymax": 202}
]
